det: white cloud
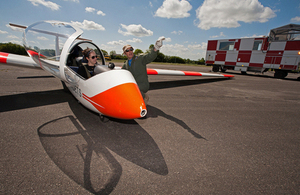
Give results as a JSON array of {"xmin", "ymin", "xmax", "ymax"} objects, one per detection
[
  {"xmin": 107, "ymin": 40, "xmax": 125, "ymax": 45},
  {"xmin": 126, "ymin": 38, "xmax": 143, "ymax": 43},
  {"xmin": 9, "ymin": 40, "xmax": 23, "ymax": 45},
  {"xmin": 210, "ymin": 32, "xmax": 226, "ymax": 38},
  {"xmin": 107, "ymin": 38, "xmax": 142, "ymax": 46},
  {"xmin": 165, "ymin": 38, "xmax": 172, "ymax": 42},
  {"xmin": 7, "ymin": 35, "xmax": 19, "ymax": 39},
  {"xmin": 118, "ymin": 24, "xmax": 153, "ymax": 37},
  {"xmin": 242, "ymin": 34, "xmax": 265, "ymax": 38},
  {"xmin": 188, "ymin": 42, "xmax": 207, "ymax": 50},
  {"xmin": 149, "ymin": 1, "xmax": 153, "ymax": 7},
  {"xmin": 291, "ymin": 16, "xmax": 300, "ymax": 22},
  {"xmin": 0, "ymin": 30, "xmax": 8, "ymax": 34},
  {"xmin": 85, "ymin": 7, "xmax": 96, "ymax": 13},
  {"xmin": 64, "ymin": 0, "xmax": 79, "ymax": 3},
  {"xmin": 97, "ymin": 11, "xmax": 106, "ymax": 16},
  {"xmin": 37, "ymin": 36, "xmax": 49, "ymax": 40},
  {"xmin": 195, "ymin": 0, "xmax": 276, "ymax": 30},
  {"xmin": 28, "ymin": 0, "xmax": 60, "ymax": 11},
  {"xmin": 155, "ymin": 0, "xmax": 192, "ymax": 19},
  {"xmin": 70, "ymin": 20, "xmax": 105, "ymax": 31},
  {"xmin": 159, "ymin": 42, "xmax": 208, "ymax": 60},
  {"xmin": 85, "ymin": 7, "xmax": 106, "ymax": 16},
  {"xmin": 160, "ymin": 43, "xmax": 188, "ymax": 55},
  {"xmin": 171, "ymin": 30, "xmax": 183, "ymax": 35}
]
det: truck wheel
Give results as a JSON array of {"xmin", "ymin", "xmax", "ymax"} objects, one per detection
[
  {"xmin": 241, "ymin": 71, "xmax": 247, "ymax": 75},
  {"xmin": 212, "ymin": 65, "xmax": 219, "ymax": 72},
  {"xmin": 274, "ymin": 70, "xmax": 287, "ymax": 79},
  {"xmin": 221, "ymin": 68, "xmax": 226, "ymax": 73}
]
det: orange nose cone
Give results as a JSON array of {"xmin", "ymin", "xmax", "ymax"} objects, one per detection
[{"xmin": 83, "ymin": 83, "xmax": 147, "ymax": 119}]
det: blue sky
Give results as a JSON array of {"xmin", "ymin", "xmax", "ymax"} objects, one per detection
[{"xmin": 0, "ymin": 0, "xmax": 299, "ymax": 60}]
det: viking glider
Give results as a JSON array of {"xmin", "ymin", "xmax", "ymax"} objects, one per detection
[{"xmin": 0, "ymin": 21, "xmax": 233, "ymax": 120}]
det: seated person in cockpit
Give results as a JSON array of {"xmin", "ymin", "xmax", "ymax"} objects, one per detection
[{"xmin": 77, "ymin": 48, "xmax": 97, "ymax": 79}]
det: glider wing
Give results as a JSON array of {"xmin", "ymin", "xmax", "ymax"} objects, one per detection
[{"xmin": 147, "ymin": 68, "xmax": 234, "ymax": 78}]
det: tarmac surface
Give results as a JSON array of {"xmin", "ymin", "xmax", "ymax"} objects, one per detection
[{"xmin": 1, "ymin": 63, "xmax": 300, "ymax": 194}]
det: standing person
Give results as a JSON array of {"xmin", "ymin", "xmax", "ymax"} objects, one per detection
[
  {"xmin": 122, "ymin": 38, "xmax": 165, "ymax": 104},
  {"xmin": 77, "ymin": 48, "xmax": 98, "ymax": 79}
]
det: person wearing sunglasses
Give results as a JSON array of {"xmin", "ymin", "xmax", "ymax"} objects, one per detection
[
  {"xmin": 77, "ymin": 47, "xmax": 98, "ymax": 79},
  {"xmin": 122, "ymin": 37, "xmax": 165, "ymax": 104}
]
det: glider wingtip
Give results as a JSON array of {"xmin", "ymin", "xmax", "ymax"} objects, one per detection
[{"xmin": 223, "ymin": 74, "xmax": 235, "ymax": 78}]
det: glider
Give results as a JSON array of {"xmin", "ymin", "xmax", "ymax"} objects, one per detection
[{"xmin": 0, "ymin": 21, "xmax": 233, "ymax": 120}]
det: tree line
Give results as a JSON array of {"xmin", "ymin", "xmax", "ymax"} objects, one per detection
[
  {"xmin": 0, "ymin": 42, "xmax": 206, "ymax": 65},
  {"xmin": 0, "ymin": 42, "xmax": 27, "ymax": 55}
]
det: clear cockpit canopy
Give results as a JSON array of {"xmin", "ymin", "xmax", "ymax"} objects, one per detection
[
  {"xmin": 23, "ymin": 21, "xmax": 76, "ymax": 61},
  {"xmin": 22, "ymin": 21, "xmax": 105, "ymax": 81}
]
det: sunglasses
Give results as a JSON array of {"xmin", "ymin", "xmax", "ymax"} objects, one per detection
[
  {"xmin": 91, "ymin": 55, "xmax": 97, "ymax": 59},
  {"xmin": 125, "ymin": 48, "xmax": 133, "ymax": 52}
]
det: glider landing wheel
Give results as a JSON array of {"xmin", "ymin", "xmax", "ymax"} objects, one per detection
[
  {"xmin": 61, "ymin": 81, "xmax": 70, "ymax": 93},
  {"xmin": 99, "ymin": 114, "xmax": 109, "ymax": 123}
]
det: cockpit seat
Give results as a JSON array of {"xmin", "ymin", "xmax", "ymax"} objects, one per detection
[{"xmin": 69, "ymin": 66, "xmax": 79, "ymax": 72}]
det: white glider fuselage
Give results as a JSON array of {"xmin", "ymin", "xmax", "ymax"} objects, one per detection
[
  {"xmin": 1, "ymin": 21, "xmax": 233, "ymax": 120},
  {"xmin": 3, "ymin": 21, "xmax": 147, "ymax": 119}
]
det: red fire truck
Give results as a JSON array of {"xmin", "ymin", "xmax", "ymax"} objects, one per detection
[{"xmin": 205, "ymin": 24, "xmax": 300, "ymax": 78}]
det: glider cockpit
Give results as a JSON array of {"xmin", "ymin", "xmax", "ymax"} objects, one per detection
[{"xmin": 66, "ymin": 41, "xmax": 110, "ymax": 80}]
